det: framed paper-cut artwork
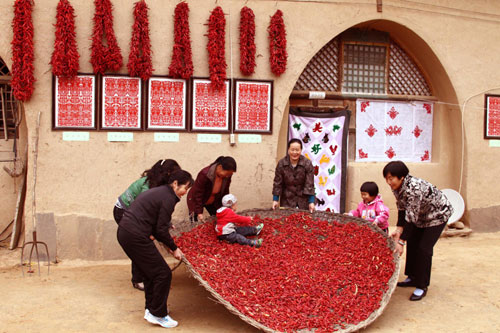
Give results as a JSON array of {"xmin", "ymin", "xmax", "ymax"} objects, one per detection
[
  {"xmin": 233, "ymin": 79, "xmax": 273, "ymax": 134},
  {"xmin": 52, "ymin": 74, "xmax": 97, "ymax": 130},
  {"xmin": 484, "ymin": 94, "xmax": 500, "ymax": 139},
  {"xmin": 190, "ymin": 77, "xmax": 231, "ymax": 132},
  {"xmin": 146, "ymin": 77, "xmax": 187, "ymax": 131},
  {"xmin": 100, "ymin": 75, "xmax": 142, "ymax": 130}
]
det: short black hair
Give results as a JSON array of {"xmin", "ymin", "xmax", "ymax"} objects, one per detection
[
  {"xmin": 168, "ymin": 169, "xmax": 194, "ymax": 187},
  {"xmin": 360, "ymin": 181, "xmax": 379, "ymax": 197},
  {"xmin": 213, "ymin": 156, "xmax": 237, "ymax": 172},
  {"xmin": 382, "ymin": 161, "xmax": 409, "ymax": 179},
  {"xmin": 288, "ymin": 138, "xmax": 303, "ymax": 149}
]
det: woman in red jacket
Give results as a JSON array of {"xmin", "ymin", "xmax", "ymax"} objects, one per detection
[{"xmin": 187, "ymin": 156, "xmax": 237, "ymax": 223}]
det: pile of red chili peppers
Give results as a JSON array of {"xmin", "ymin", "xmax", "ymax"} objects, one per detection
[{"xmin": 176, "ymin": 212, "xmax": 395, "ymax": 332}]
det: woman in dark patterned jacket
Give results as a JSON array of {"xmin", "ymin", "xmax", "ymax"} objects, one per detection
[
  {"xmin": 272, "ymin": 138, "xmax": 316, "ymax": 212},
  {"xmin": 383, "ymin": 160, "xmax": 453, "ymax": 301}
]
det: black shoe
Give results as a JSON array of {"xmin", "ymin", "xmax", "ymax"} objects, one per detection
[
  {"xmin": 132, "ymin": 282, "xmax": 145, "ymax": 291},
  {"xmin": 409, "ymin": 288, "xmax": 427, "ymax": 301},
  {"xmin": 397, "ymin": 279, "xmax": 417, "ymax": 287}
]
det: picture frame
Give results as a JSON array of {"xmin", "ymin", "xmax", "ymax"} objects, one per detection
[
  {"xmin": 145, "ymin": 76, "xmax": 188, "ymax": 131},
  {"xmin": 52, "ymin": 74, "xmax": 97, "ymax": 130},
  {"xmin": 189, "ymin": 77, "xmax": 231, "ymax": 133},
  {"xmin": 484, "ymin": 94, "xmax": 500, "ymax": 139},
  {"xmin": 100, "ymin": 75, "xmax": 143, "ymax": 130},
  {"xmin": 233, "ymin": 79, "xmax": 273, "ymax": 134}
]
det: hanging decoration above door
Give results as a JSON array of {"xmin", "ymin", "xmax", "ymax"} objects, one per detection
[{"xmin": 289, "ymin": 108, "xmax": 350, "ymax": 213}]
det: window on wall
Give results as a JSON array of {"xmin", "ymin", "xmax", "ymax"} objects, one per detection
[
  {"xmin": 341, "ymin": 43, "xmax": 388, "ymax": 94},
  {"xmin": 0, "ymin": 57, "xmax": 18, "ymax": 140}
]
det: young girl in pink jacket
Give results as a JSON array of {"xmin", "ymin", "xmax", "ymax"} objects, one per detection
[{"xmin": 348, "ymin": 181, "xmax": 389, "ymax": 232}]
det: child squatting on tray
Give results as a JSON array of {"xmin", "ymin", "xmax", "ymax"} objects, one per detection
[
  {"xmin": 347, "ymin": 181, "xmax": 390, "ymax": 233},
  {"xmin": 215, "ymin": 194, "xmax": 264, "ymax": 247}
]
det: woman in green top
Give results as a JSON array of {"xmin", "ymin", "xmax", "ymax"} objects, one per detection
[{"xmin": 113, "ymin": 159, "xmax": 180, "ymax": 290}]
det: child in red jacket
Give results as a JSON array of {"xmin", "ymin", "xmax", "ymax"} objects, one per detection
[{"xmin": 216, "ymin": 194, "xmax": 264, "ymax": 247}]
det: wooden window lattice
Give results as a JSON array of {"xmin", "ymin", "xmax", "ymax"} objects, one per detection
[
  {"xmin": 293, "ymin": 39, "xmax": 340, "ymax": 91},
  {"xmin": 293, "ymin": 36, "xmax": 432, "ymax": 97},
  {"xmin": 342, "ymin": 43, "xmax": 387, "ymax": 94},
  {"xmin": 0, "ymin": 57, "xmax": 17, "ymax": 140},
  {"xmin": 388, "ymin": 42, "xmax": 432, "ymax": 96}
]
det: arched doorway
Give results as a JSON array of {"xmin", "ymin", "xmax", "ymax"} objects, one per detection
[{"xmin": 286, "ymin": 21, "xmax": 462, "ymax": 216}]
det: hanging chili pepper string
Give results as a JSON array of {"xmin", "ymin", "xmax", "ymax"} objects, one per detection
[
  {"xmin": 207, "ymin": 6, "xmax": 227, "ymax": 90},
  {"xmin": 239, "ymin": 6, "xmax": 256, "ymax": 76},
  {"xmin": 11, "ymin": 0, "xmax": 35, "ymax": 102},
  {"xmin": 91, "ymin": 0, "xmax": 123, "ymax": 75},
  {"xmin": 268, "ymin": 9, "xmax": 287, "ymax": 76},
  {"xmin": 168, "ymin": 2, "xmax": 193, "ymax": 80},
  {"xmin": 51, "ymin": 0, "xmax": 79, "ymax": 78},
  {"xmin": 127, "ymin": 0, "xmax": 153, "ymax": 81}
]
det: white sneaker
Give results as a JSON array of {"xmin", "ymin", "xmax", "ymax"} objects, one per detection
[{"xmin": 144, "ymin": 310, "xmax": 178, "ymax": 328}]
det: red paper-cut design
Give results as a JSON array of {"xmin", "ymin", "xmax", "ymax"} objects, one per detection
[
  {"xmin": 326, "ymin": 188, "xmax": 336, "ymax": 196},
  {"xmin": 412, "ymin": 125, "xmax": 423, "ymax": 138},
  {"xmin": 55, "ymin": 75, "xmax": 95, "ymax": 128},
  {"xmin": 330, "ymin": 145, "xmax": 338, "ymax": 155},
  {"xmin": 385, "ymin": 147, "xmax": 396, "ymax": 159},
  {"xmin": 192, "ymin": 79, "xmax": 229, "ymax": 131},
  {"xmin": 360, "ymin": 101, "xmax": 370, "ymax": 112},
  {"xmin": 235, "ymin": 82, "xmax": 271, "ymax": 132},
  {"xmin": 102, "ymin": 76, "xmax": 141, "ymax": 129},
  {"xmin": 385, "ymin": 125, "xmax": 402, "ymax": 136},
  {"xmin": 485, "ymin": 95, "xmax": 500, "ymax": 138},
  {"xmin": 387, "ymin": 107, "xmax": 399, "ymax": 119},
  {"xmin": 312, "ymin": 122, "xmax": 323, "ymax": 132},
  {"xmin": 148, "ymin": 78, "xmax": 186, "ymax": 129},
  {"xmin": 423, "ymin": 103, "xmax": 432, "ymax": 114},
  {"xmin": 365, "ymin": 124, "xmax": 377, "ymax": 137},
  {"xmin": 421, "ymin": 150, "xmax": 430, "ymax": 161},
  {"xmin": 358, "ymin": 149, "xmax": 368, "ymax": 159}
]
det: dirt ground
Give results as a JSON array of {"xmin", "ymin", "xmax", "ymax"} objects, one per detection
[{"xmin": 1, "ymin": 231, "xmax": 499, "ymax": 333}]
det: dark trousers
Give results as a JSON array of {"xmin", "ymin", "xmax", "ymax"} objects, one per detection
[
  {"xmin": 218, "ymin": 226, "xmax": 257, "ymax": 246},
  {"xmin": 404, "ymin": 222, "xmax": 446, "ymax": 289},
  {"xmin": 117, "ymin": 227, "xmax": 172, "ymax": 317},
  {"xmin": 113, "ymin": 206, "xmax": 144, "ymax": 283}
]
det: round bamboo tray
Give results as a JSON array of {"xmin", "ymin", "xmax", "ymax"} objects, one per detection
[{"xmin": 178, "ymin": 208, "xmax": 400, "ymax": 333}]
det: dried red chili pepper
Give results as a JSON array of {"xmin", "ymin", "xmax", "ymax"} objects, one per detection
[
  {"xmin": 127, "ymin": 0, "xmax": 153, "ymax": 81},
  {"xmin": 206, "ymin": 6, "xmax": 227, "ymax": 90},
  {"xmin": 177, "ymin": 212, "xmax": 395, "ymax": 331},
  {"xmin": 239, "ymin": 6, "xmax": 256, "ymax": 76},
  {"xmin": 51, "ymin": 0, "xmax": 79, "ymax": 78},
  {"xmin": 168, "ymin": 2, "xmax": 194, "ymax": 80}
]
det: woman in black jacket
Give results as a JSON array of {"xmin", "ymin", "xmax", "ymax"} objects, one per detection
[{"xmin": 117, "ymin": 170, "xmax": 193, "ymax": 328}]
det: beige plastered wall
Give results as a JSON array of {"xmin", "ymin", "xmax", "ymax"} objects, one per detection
[{"xmin": 0, "ymin": 0, "xmax": 499, "ymax": 260}]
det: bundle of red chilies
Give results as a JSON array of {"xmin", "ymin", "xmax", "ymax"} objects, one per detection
[{"xmin": 176, "ymin": 212, "xmax": 395, "ymax": 332}]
